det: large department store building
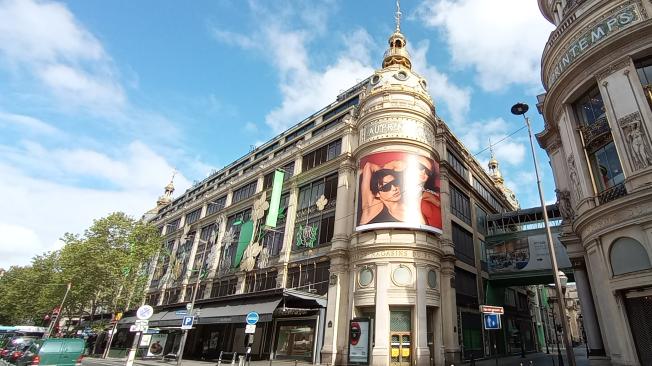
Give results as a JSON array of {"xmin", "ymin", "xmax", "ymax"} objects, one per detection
[
  {"xmin": 537, "ymin": 0, "xmax": 652, "ymax": 365},
  {"xmin": 117, "ymin": 17, "xmax": 525, "ymax": 366}
]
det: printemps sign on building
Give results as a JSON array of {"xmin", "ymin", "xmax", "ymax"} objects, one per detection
[{"xmin": 112, "ymin": 6, "xmax": 527, "ymax": 366}]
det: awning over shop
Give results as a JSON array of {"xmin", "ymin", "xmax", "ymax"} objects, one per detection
[
  {"xmin": 119, "ymin": 310, "xmax": 169, "ymax": 328},
  {"xmin": 199, "ymin": 299, "xmax": 282, "ymax": 324}
]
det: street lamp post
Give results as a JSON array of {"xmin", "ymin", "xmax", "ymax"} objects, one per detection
[{"xmin": 511, "ymin": 102, "xmax": 576, "ymax": 366}]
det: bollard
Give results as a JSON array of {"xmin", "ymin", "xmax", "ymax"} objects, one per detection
[
  {"xmin": 231, "ymin": 353, "xmax": 238, "ymax": 366},
  {"xmin": 295, "ymin": 360, "xmax": 298, "ymax": 366}
]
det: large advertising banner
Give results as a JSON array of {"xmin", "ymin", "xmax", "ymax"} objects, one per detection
[
  {"xmin": 487, "ymin": 232, "xmax": 572, "ymax": 273},
  {"xmin": 348, "ymin": 319, "xmax": 370, "ymax": 365},
  {"xmin": 356, "ymin": 151, "xmax": 442, "ymax": 234}
]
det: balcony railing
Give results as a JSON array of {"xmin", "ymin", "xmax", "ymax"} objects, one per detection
[
  {"xmin": 598, "ymin": 183, "xmax": 627, "ymax": 204},
  {"xmin": 581, "ymin": 115, "xmax": 611, "ymax": 151}
]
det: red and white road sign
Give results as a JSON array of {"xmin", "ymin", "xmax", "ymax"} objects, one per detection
[{"xmin": 479, "ymin": 305, "xmax": 504, "ymax": 314}]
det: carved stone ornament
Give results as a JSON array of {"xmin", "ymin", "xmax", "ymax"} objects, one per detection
[
  {"xmin": 619, "ymin": 112, "xmax": 652, "ymax": 171},
  {"xmin": 567, "ymin": 155, "xmax": 583, "ymax": 202},
  {"xmin": 329, "ymin": 273, "xmax": 338, "ymax": 286},
  {"xmin": 240, "ymin": 242, "xmax": 262, "ymax": 272},
  {"xmin": 556, "ymin": 189, "xmax": 575, "ymax": 222},
  {"xmin": 257, "ymin": 247, "xmax": 270, "ymax": 269}
]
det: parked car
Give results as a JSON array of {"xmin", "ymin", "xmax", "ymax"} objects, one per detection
[
  {"xmin": 15, "ymin": 338, "xmax": 85, "ymax": 366},
  {"xmin": 1, "ymin": 337, "xmax": 36, "ymax": 364}
]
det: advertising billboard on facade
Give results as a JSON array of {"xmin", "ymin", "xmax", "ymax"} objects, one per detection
[
  {"xmin": 487, "ymin": 232, "xmax": 572, "ymax": 273},
  {"xmin": 356, "ymin": 151, "xmax": 442, "ymax": 234}
]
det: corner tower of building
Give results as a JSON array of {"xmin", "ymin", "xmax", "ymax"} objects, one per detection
[{"xmin": 339, "ymin": 5, "xmax": 460, "ymax": 364}]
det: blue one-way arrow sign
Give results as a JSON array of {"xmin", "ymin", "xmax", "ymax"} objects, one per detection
[{"xmin": 181, "ymin": 316, "xmax": 194, "ymax": 329}]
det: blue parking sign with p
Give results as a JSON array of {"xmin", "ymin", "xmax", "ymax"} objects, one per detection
[
  {"xmin": 183, "ymin": 316, "xmax": 194, "ymax": 327},
  {"xmin": 483, "ymin": 313, "xmax": 501, "ymax": 330}
]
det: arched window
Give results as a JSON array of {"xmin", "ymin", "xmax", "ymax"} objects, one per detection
[{"xmin": 610, "ymin": 237, "xmax": 652, "ymax": 275}]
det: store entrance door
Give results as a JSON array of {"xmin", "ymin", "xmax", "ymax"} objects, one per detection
[
  {"xmin": 390, "ymin": 332, "xmax": 411, "ymax": 366},
  {"xmin": 625, "ymin": 290, "xmax": 652, "ymax": 365}
]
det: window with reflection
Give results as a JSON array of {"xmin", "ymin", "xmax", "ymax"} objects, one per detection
[
  {"xmin": 573, "ymin": 86, "xmax": 625, "ymax": 194},
  {"xmin": 590, "ymin": 142, "xmax": 625, "ymax": 191},
  {"xmin": 635, "ymin": 56, "xmax": 652, "ymax": 108},
  {"xmin": 574, "ymin": 87, "xmax": 605, "ymax": 126}
]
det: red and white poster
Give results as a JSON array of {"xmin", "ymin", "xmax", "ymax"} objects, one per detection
[{"xmin": 356, "ymin": 151, "xmax": 442, "ymax": 234}]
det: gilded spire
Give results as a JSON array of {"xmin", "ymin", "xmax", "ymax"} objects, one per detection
[
  {"xmin": 382, "ymin": 0, "xmax": 411, "ymax": 69},
  {"xmin": 488, "ymin": 141, "xmax": 503, "ymax": 184},
  {"xmin": 395, "ymin": 0, "xmax": 402, "ymax": 32},
  {"xmin": 157, "ymin": 170, "xmax": 176, "ymax": 207}
]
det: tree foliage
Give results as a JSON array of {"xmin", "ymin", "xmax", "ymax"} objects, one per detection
[{"xmin": 0, "ymin": 212, "xmax": 162, "ymax": 325}]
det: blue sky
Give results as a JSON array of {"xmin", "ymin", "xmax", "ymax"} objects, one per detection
[{"xmin": 0, "ymin": 0, "xmax": 556, "ymax": 269}]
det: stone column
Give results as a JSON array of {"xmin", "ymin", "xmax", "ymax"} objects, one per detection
[
  {"xmin": 320, "ymin": 258, "xmax": 349, "ymax": 365},
  {"xmin": 433, "ymin": 306, "xmax": 444, "ymax": 366},
  {"xmin": 415, "ymin": 264, "xmax": 430, "ymax": 366},
  {"xmin": 372, "ymin": 262, "xmax": 390, "ymax": 366},
  {"xmin": 440, "ymin": 255, "xmax": 460, "ymax": 364},
  {"xmin": 321, "ymin": 160, "xmax": 354, "ymax": 365},
  {"xmin": 573, "ymin": 261, "xmax": 605, "ymax": 356}
]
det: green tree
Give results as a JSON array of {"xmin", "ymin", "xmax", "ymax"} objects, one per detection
[{"xmin": 0, "ymin": 212, "xmax": 162, "ymax": 326}]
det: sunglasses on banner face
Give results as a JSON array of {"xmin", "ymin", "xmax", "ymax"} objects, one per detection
[{"xmin": 379, "ymin": 178, "xmax": 401, "ymax": 192}]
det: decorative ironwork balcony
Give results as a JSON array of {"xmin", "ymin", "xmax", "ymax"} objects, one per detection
[
  {"xmin": 598, "ymin": 183, "xmax": 627, "ymax": 204},
  {"xmin": 581, "ymin": 115, "xmax": 611, "ymax": 152}
]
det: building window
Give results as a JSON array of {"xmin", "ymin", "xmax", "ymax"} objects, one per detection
[
  {"xmin": 454, "ymin": 268, "xmax": 478, "ymax": 303},
  {"xmin": 447, "ymin": 150, "xmax": 468, "ymax": 179},
  {"xmin": 172, "ymin": 232, "xmax": 195, "ymax": 285},
  {"xmin": 244, "ymin": 270, "xmax": 278, "ymax": 293},
  {"xmin": 479, "ymin": 240, "xmax": 488, "ymax": 272},
  {"xmin": 145, "ymin": 292, "xmax": 160, "ymax": 307},
  {"xmin": 151, "ymin": 239, "xmax": 175, "ymax": 288},
  {"xmin": 210, "ymin": 277, "xmax": 238, "ymax": 298},
  {"xmin": 232, "ymin": 181, "xmax": 257, "ymax": 204},
  {"xmin": 184, "ymin": 283, "xmax": 206, "ymax": 301},
  {"xmin": 302, "ymin": 139, "xmax": 342, "ymax": 172},
  {"xmin": 472, "ymin": 178, "xmax": 502, "ymax": 212},
  {"xmin": 218, "ymin": 209, "xmax": 251, "ymax": 273},
  {"xmin": 294, "ymin": 174, "xmax": 337, "ymax": 249},
  {"xmin": 610, "ymin": 237, "xmax": 652, "ymax": 275},
  {"xmin": 635, "ymin": 56, "xmax": 652, "ymax": 108},
  {"xmin": 574, "ymin": 86, "xmax": 625, "ymax": 196},
  {"xmin": 191, "ymin": 223, "xmax": 217, "ymax": 280},
  {"xmin": 505, "ymin": 288, "xmax": 517, "ymax": 307},
  {"xmin": 286, "ymin": 260, "xmax": 330, "ymax": 295},
  {"xmin": 450, "ymin": 185, "xmax": 471, "ymax": 224},
  {"xmin": 475, "ymin": 205, "xmax": 487, "ymax": 235},
  {"xmin": 590, "ymin": 142, "xmax": 625, "ymax": 192},
  {"xmin": 185, "ymin": 208, "xmax": 201, "ymax": 225},
  {"xmin": 207, "ymin": 196, "xmax": 226, "ymax": 215},
  {"xmin": 166, "ymin": 217, "xmax": 181, "ymax": 233},
  {"xmin": 453, "ymin": 223, "xmax": 475, "ymax": 266},
  {"xmin": 259, "ymin": 193, "xmax": 289, "ymax": 256},
  {"xmin": 263, "ymin": 162, "xmax": 294, "ymax": 190},
  {"xmin": 163, "ymin": 287, "xmax": 181, "ymax": 305},
  {"xmin": 322, "ymin": 96, "xmax": 359, "ymax": 121},
  {"xmin": 285, "ymin": 121, "xmax": 315, "ymax": 142}
]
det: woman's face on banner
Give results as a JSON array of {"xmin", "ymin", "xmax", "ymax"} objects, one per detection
[{"xmin": 377, "ymin": 174, "xmax": 401, "ymax": 202}]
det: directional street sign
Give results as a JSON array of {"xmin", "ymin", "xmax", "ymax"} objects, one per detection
[
  {"xmin": 175, "ymin": 310, "xmax": 188, "ymax": 316},
  {"xmin": 136, "ymin": 305, "xmax": 154, "ymax": 320},
  {"xmin": 483, "ymin": 313, "xmax": 501, "ymax": 330},
  {"xmin": 245, "ymin": 312, "xmax": 259, "ymax": 325},
  {"xmin": 479, "ymin": 305, "xmax": 505, "ymax": 314},
  {"xmin": 181, "ymin": 316, "xmax": 194, "ymax": 330}
]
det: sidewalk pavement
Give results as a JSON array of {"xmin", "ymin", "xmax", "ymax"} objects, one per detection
[{"xmin": 83, "ymin": 346, "xmax": 595, "ymax": 366}]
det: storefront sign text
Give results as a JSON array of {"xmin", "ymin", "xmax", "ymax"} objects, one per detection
[
  {"xmin": 547, "ymin": 4, "xmax": 640, "ymax": 86},
  {"xmin": 360, "ymin": 118, "xmax": 435, "ymax": 146}
]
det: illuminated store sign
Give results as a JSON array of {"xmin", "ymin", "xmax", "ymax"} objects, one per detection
[{"xmin": 547, "ymin": 4, "xmax": 641, "ymax": 86}]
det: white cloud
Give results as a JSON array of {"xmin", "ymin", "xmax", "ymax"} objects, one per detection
[
  {"xmin": 416, "ymin": 0, "xmax": 554, "ymax": 91},
  {"xmin": 0, "ymin": 140, "xmax": 192, "ymax": 269},
  {"xmin": 410, "ymin": 40, "xmax": 471, "ymax": 123},
  {"xmin": 459, "ymin": 117, "xmax": 527, "ymax": 166},
  {"xmin": 37, "ymin": 64, "xmax": 125, "ymax": 109},
  {"xmin": 0, "ymin": 111, "xmax": 62, "ymax": 136},
  {"xmin": 0, "ymin": 0, "xmax": 125, "ymax": 112},
  {"xmin": 244, "ymin": 122, "xmax": 258, "ymax": 133}
]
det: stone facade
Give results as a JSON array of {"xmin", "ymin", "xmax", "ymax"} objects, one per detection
[{"xmin": 537, "ymin": 1, "xmax": 652, "ymax": 365}]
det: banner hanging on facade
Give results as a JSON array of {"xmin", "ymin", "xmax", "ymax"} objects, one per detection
[{"xmin": 356, "ymin": 151, "xmax": 442, "ymax": 234}]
